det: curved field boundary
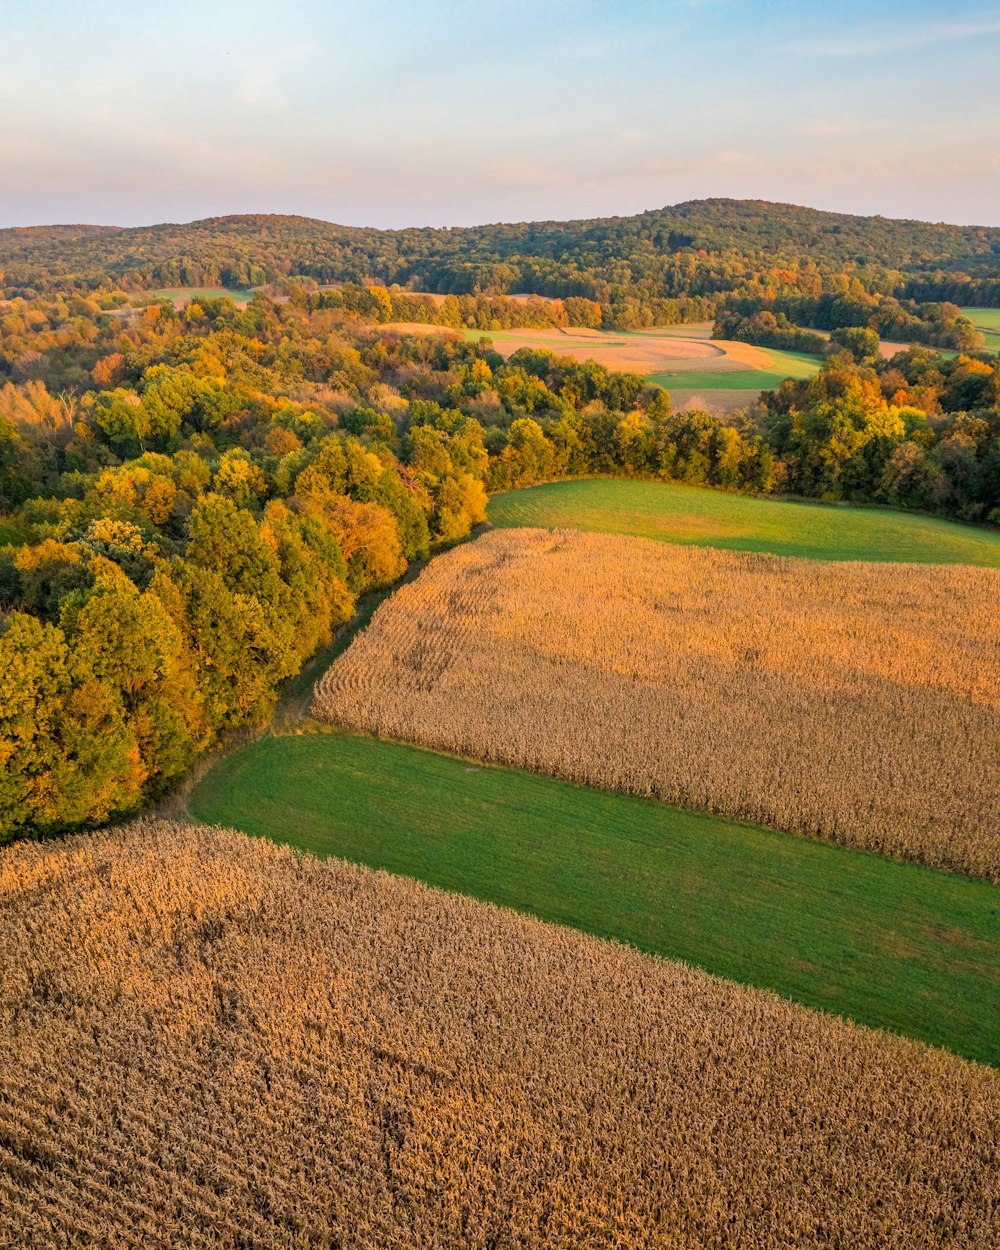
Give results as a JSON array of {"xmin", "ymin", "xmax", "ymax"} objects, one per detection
[
  {"xmin": 313, "ymin": 528, "xmax": 999, "ymax": 880},
  {"xmin": 960, "ymin": 306, "xmax": 1000, "ymax": 351},
  {"xmin": 188, "ymin": 732, "xmax": 1000, "ymax": 1068},
  {"xmin": 4, "ymin": 820, "xmax": 999, "ymax": 1247},
  {"xmin": 486, "ymin": 478, "xmax": 1000, "ymax": 566}
]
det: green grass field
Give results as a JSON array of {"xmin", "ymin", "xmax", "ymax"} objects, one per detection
[
  {"xmin": 961, "ymin": 306, "xmax": 1000, "ymax": 352},
  {"xmin": 649, "ymin": 346, "xmax": 821, "ymax": 393},
  {"xmin": 151, "ymin": 287, "xmax": 256, "ymax": 304},
  {"xmin": 648, "ymin": 368, "xmax": 793, "ymax": 391},
  {"xmin": 487, "ymin": 478, "xmax": 1000, "ymax": 565},
  {"xmin": 188, "ymin": 730, "xmax": 1000, "ymax": 1067}
]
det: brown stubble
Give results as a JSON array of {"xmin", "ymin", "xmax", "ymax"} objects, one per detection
[
  {"xmin": 314, "ymin": 527, "xmax": 1000, "ymax": 880},
  {"xmin": 1, "ymin": 821, "xmax": 998, "ymax": 1249}
]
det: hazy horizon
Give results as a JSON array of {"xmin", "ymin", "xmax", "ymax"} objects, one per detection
[
  {"xmin": 3, "ymin": 0, "xmax": 1000, "ymax": 230},
  {"xmin": 5, "ymin": 194, "xmax": 1000, "ymax": 235}
]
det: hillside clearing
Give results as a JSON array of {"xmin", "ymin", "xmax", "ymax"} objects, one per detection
[
  {"xmin": 385, "ymin": 320, "xmax": 823, "ymax": 390},
  {"xmin": 2, "ymin": 821, "xmax": 998, "ymax": 1249},
  {"xmin": 314, "ymin": 528, "xmax": 1000, "ymax": 879},
  {"xmin": 961, "ymin": 306, "xmax": 1000, "ymax": 351},
  {"xmin": 656, "ymin": 386, "xmax": 757, "ymax": 415},
  {"xmin": 486, "ymin": 477, "xmax": 1000, "ymax": 564},
  {"xmin": 189, "ymin": 731, "xmax": 1000, "ymax": 1067},
  {"xmin": 149, "ymin": 287, "xmax": 256, "ymax": 306}
]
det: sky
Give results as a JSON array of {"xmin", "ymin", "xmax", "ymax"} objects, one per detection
[{"xmin": 2, "ymin": 0, "xmax": 999, "ymax": 230}]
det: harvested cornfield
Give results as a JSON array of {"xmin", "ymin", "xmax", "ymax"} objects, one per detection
[
  {"xmin": 1, "ymin": 822, "xmax": 998, "ymax": 1249},
  {"xmin": 314, "ymin": 527, "xmax": 1000, "ymax": 879}
]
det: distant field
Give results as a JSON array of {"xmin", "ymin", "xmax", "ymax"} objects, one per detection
[
  {"xmin": 487, "ymin": 477, "xmax": 1000, "ymax": 565},
  {"xmin": 387, "ymin": 321, "xmax": 823, "ymax": 405},
  {"xmin": 649, "ymin": 346, "xmax": 820, "ymax": 393},
  {"xmin": 151, "ymin": 287, "xmax": 256, "ymax": 306},
  {"xmin": 961, "ymin": 306, "xmax": 1000, "ymax": 351},
  {"xmin": 458, "ymin": 325, "xmax": 782, "ymax": 375},
  {"xmin": 657, "ymin": 386, "xmax": 752, "ymax": 414},
  {"xmin": 965, "ymin": 307, "xmax": 1000, "ymax": 328},
  {"xmin": 189, "ymin": 732, "xmax": 1000, "ymax": 1067},
  {"xmin": 649, "ymin": 368, "xmax": 795, "ymax": 391},
  {"xmin": 314, "ymin": 528, "xmax": 999, "ymax": 879}
]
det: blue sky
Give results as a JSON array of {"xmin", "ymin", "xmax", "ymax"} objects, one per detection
[{"xmin": 2, "ymin": 0, "xmax": 999, "ymax": 228}]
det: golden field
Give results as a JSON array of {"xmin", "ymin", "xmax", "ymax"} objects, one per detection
[
  {"xmin": 315, "ymin": 527, "xmax": 1000, "ymax": 879},
  {"xmin": 1, "ymin": 821, "xmax": 998, "ymax": 1249}
]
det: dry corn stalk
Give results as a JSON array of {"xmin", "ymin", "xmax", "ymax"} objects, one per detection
[
  {"xmin": 315, "ymin": 527, "xmax": 1000, "ymax": 879},
  {"xmin": 0, "ymin": 820, "xmax": 997, "ymax": 1249}
]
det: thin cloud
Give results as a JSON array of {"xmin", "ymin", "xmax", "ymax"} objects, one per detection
[{"xmin": 789, "ymin": 17, "xmax": 1000, "ymax": 57}]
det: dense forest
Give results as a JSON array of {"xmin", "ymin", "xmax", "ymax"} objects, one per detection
[
  {"xmin": 716, "ymin": 293, "xmax": 982, "ymax": 351},
  {"xmin": 1, "ymin": 228, "xmax": 999, "ymax": 840},
  {"xmin": 3, "ymin": 200, "xmax": 1000, "ymax": 316}
]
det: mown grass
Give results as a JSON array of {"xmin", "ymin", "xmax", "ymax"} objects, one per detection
[
  {"xmin": 649, "ymin": 368, "xmax": 794, "ymax": 391},
  {"xmin": 188, "ymin": 730, "xmax": 1000, "ymax": 1067},
  {"xmin": 960, "ymin": 306, "xmax": 1000, "ymax": 351},
  {"xmin": 962, "ymin": 306, "xmax": 1000, "ymax": 329},
  {"xmin": 151, "ymin": 287, "xmax": 256, "ymax": 304},
  {"xmin": 487, "ymin": 478, "xmax": 1000, "ymax": 565},
  {"xmin": 649, "ymin": 346, "xmax": 821, "ymax": 392}
]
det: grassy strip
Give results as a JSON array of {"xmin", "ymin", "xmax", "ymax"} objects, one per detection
[
  {"xmin": 648, "ymin": 368, "xmax": 796, "ymax": 391},
  {"xmin": 959, "ymin": 307, "xmax": 1000, "ymax": 351},
  {"xmin": 961, "ymin": 307, "xmax": 1000, "ymax": 330},
  {"xmin": 486, "ymin": 477, "xmax": 1000, "ymax": 565},
  {"xmin": 189, "ymin": 730, "xmax": 1000, "ymax": 1068},
  {"xmin": 150, "ymin": 288, "xmax": 256, "ymax": 303},
  {"xmin": 756, "ymin": 346, "xmax": 824, "ymax": 378}
]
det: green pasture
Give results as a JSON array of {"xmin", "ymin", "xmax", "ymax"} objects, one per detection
[
  {"xmin": 754, "ymin": 346, "xmax": 823, "ymax": 378},
  {"xmin": 649, "ymin": 345, "xmax": 821, "ymax": 393},
  {"xmin": 649, "ymin": 368, "xmax": 790, "ymax": 391},
  {"xmin": 189, "ymin": 730, "xmax": 1000, "ymax": 1068},
  {"xmin": 487, "ymin": 477, "xmax": 1000, "ymax": 565},
  {"xmin": 962, "ymin": 307, "xmax": 1000, "ymax": 329},
  {"xmin": 961, "ymin": 307, "xmax": 1000, "ymax": 351},
  {"xmin": 151, "ymin": 287, "xmax": 256, "ymax": 304}
]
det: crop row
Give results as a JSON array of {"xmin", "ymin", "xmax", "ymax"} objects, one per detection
[
  {"xmin": 315, "ymin": 527, "xmax": 1000, "ymax": 879},
  {"xmin": 1, "ymin": 822, "xmax": 998, "ymax": 1248}
]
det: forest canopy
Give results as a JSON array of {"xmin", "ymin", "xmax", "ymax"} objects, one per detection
[
  {"xmin": 3, "ymin": 199, "xmax": 1000, "ymax": 313},
  {"xmin": 1, "ymin": 206, "xmax": 999, "ymax": 842}
]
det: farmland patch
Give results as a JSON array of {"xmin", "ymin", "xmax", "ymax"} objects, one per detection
[
  {"xmin": 486, "ymin": 477, "xmax": 1000, "ymax": 565},
  {"xmin": 2, "ymin": 821, "xmax": 997, "ymax": 1248},
  {"xmin": 189, "ymin": 732, "xmax": 1000, "ymax": 1066},
  {"xmin": 314, "ymin": 527, "xmax": 1000, "ymax": 879}
]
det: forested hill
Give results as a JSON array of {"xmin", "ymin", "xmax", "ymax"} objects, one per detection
[{"xmin": 3, "ymin": 199, "xmax": 1000, "ymax": 304}]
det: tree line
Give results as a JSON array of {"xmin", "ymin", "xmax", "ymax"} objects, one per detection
[
  {"xmin": 1, "ymin": 284, "xmax": 997, "ymax": 841},
  {"xmin": 3, "ymin": 198, "xmax": 999, "ymax": 311},
  {"xmin": 719, "ymin": 293, "xmax": 981, "ymax": 351}
]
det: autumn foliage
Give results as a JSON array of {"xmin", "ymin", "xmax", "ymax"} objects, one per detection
[{"xmin": 315, "ymin": 528, "xmax": 1000, "ymax": 879}]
